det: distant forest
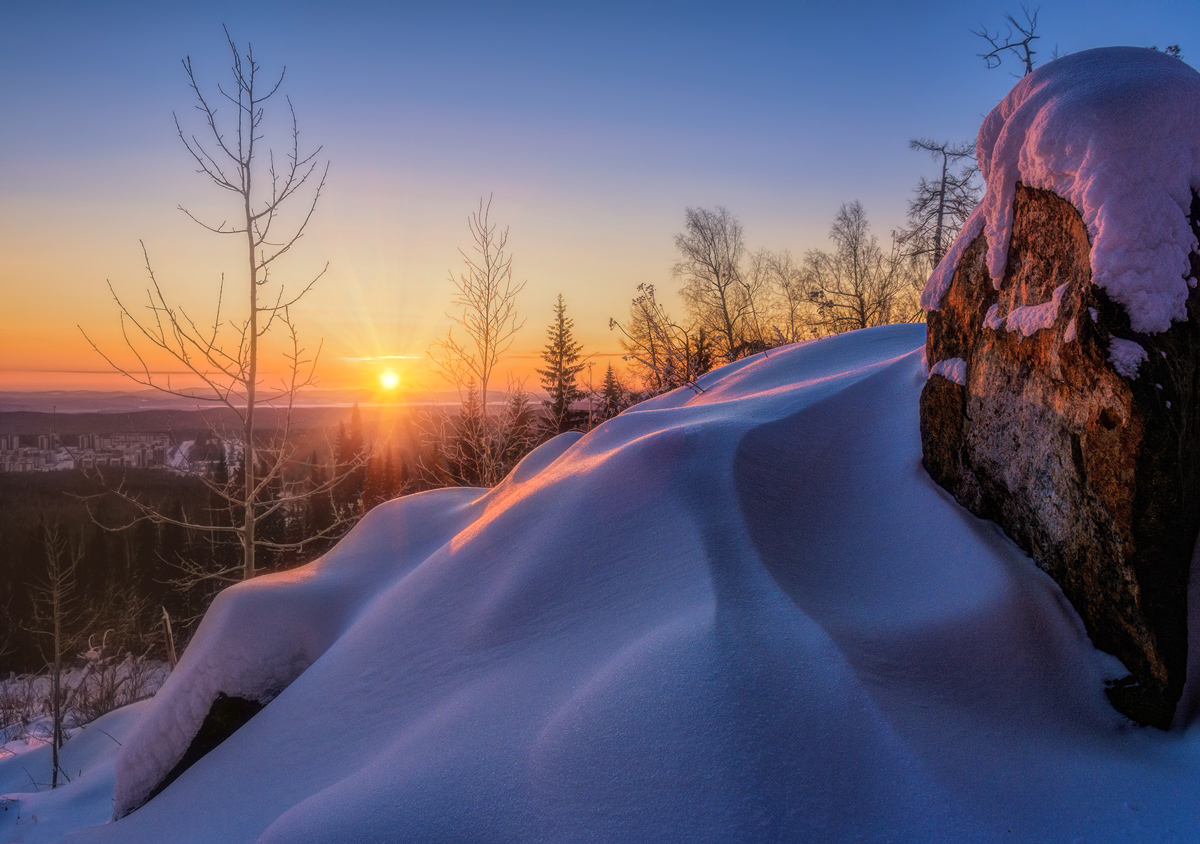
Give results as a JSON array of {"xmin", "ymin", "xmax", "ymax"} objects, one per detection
[{"xmin": 0, "ymin": 405, "xmax": 435, "ymax": 674}]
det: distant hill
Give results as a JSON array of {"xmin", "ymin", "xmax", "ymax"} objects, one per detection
[{"xmin": 0, "ymin": 388, "xmax": 467, "ymax": 415}]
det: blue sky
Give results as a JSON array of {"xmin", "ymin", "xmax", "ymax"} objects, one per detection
[{"xmin": 4, "ymin": 1, "xmax": 1199, "ymax": 391}]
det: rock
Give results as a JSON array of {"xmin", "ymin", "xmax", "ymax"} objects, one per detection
[
  {"xmin": 920, "ymin": 48, "xmax": 1200, "ymax": 728},
  {"xmin": 923, "ymin": 181, "xmax": 1200, "ymax": 728},
  {"xmin": 117, "ymin": 693, "xmax": 264, "ymax": 817}
]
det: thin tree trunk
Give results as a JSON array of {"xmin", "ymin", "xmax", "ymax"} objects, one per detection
[
  {"xmin": 243, "ymin": 126, "xmax": 258, "ymax": 580},
  {"xmin": 51, "ymin": 583, "xmax": 62, "ymax": 788}
]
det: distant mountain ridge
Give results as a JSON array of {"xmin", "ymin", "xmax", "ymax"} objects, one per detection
[{"xmin": 0, "ymin": 388, "xmax": 469, "ymax": 416}]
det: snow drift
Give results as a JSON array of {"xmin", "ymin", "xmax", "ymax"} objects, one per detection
[{"xmin": 26, "ymin": 324, "xmax": 1200, "ymax": 843}]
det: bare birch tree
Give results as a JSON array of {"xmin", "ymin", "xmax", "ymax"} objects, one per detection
[
  {"xmin": 430, "ymin": 195, "xmax": 526, "ymax": 417},
  {"xmin": 675, "ymin": 207, "xmax": 763, "ymax": 363},
  {"xmin": 81, "ymin": 28, "xmax": 337, "ymax": 582},
  {"xmin": 25, "ymin": 525, "xmax": 88, "ymax": 789},
  {"xmin": 804, "ymin": 202, "xmax": 919, "ymax": 334},
  {"xmin": 424, "ymin": 196, "xmax": 530, "ymax": 487}
]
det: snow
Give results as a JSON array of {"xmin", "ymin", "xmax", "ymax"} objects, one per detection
[
  {"xmin": 13, "ymin": 324, "xmax": 1200, "ymax": 843},
  {"xmin": 978, "ymin": 283, "xmax": 1069, "ymax": 337},
  {"xmin": 928, "ymin": 357, "xmax": 967, "ymax": 385},
  {"xmin": 983, "ymin": 303, "xmax": 1003, "ymax": 330},
  {"xmin": 1, "ymin": 703, "xmax": 149, "ymax": 844},
  {"xmin": 979, "ymin": 47, "xmax": 1200, "ymax": 332},
  {"xmin": 920, "ymin": 205, "xmax": 984, "ymax": 311},
  {"xmin": 163, "ymin": 441, "xmax": 193, "ymax": 470},
  {"xmin": 1004, "ymin": 283, "xmax": 1069, "ymax": 337},
  {"xmin": 1064, "ymin": 317, "xmax": 1077, "ymax": 342},
  {"xmin": 925, "ymin": 48, "xmax": 1200, "ymax": 333},
  {"xmin": 1108, "ymin": 337, "xmax": 1149, "ymax": 379}
]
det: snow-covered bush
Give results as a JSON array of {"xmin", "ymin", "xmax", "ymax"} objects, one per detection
[{"xmin": 0, "ymin": 639, "xmax": 167, "ymax": 748}]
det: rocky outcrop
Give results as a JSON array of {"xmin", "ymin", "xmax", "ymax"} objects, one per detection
[
  {"xmin": 118, "ymin": 693, "xmax": 264, "ymax": 817},
  {"xmin": 922, "ymin": 183, "xmax": 1200, "ymax": 728}
]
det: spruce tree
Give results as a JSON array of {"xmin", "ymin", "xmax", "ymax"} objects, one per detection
[
  {"xmin": 537, "ymin": 294, "xmax": 586, "ymax": 435},
  {"xmin": 599, "ymin": 363, "xmax": 627, "ymax": 420}
]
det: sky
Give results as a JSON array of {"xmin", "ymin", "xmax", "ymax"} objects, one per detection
[{"xmin": 3, "ymin": 0, "xmax": 1200, "ymax": 399}]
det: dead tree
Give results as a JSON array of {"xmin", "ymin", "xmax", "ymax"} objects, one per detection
[
  {"xmin": 900, "ymin": 139, "xmax": 981, "ymax": 271},
  {"xmin": 973, "ymin": 6, "xmax": 1039, "ymax": 75},
  {"xmin": 80, "ymin": 28, "xmax": 344, "ymax": 582}
]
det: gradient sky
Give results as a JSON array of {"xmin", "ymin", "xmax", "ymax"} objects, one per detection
[{"xmin": 4, "ymin": 1, "xmax": 1199, "ymax": 397}]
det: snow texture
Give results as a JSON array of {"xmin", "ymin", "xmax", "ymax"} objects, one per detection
[
  {"xmin": 1064, "ymin": 317, "xmax": 1077, "ymax": 342},
  {"xmin": 928, "ymin": 357, "xmax": 967, "ymax": 385},
  {"xmin": 1108, "ymin": 337, "xmax": 1149, "ymax": 379},
  {"xmin": 1, "ymin": 703, "xmax": 149, "ymax": 844},
  {"xmin": 984, "ymin": 303, "xmax": 1004, "ymax": 330},
  {"xmin": 975, "ymin": 47, "xmax": 1200, "ymax": 333},
  {"xmin": 18, "ymin": 324, "xmax": 1200, "ymax": 844}
]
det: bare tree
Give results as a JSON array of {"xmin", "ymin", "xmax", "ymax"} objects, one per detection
[
  {"xmin": 25, "ymin": 525, "xmax": 88, "ymax": 789},
  {"xmin": 81, "ymin": 28, "xmax": 337, "ymax": 581},
  {"xmin": 898, "ymin": 139, "xmax": 981, "ymax": 271},
  {"xmin": 748, "ymin": 248, "xmax": 812, "ymax": 345},
  {"xmin": 804, "ymin": 201, "xmax": 919, "ymax": 334},
  {"xmin": 423, "ymin": 196, "xmax": 531, "ymax": 487},
  {"xmin": 675, "ymin": 206, "xmax": 761, "ymax": 363},
  {"xmin": 430, "ymin": 195, "xmax": 526, "ymax": 418},
  {"xmin": 610, "ymin": 283, "xmax": 710, "ymax": 395},
  {"xmin": 973, "ymin": 6, "xmax": 1039, "ymax": 75}
]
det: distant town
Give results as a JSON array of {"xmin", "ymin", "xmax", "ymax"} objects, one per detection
[{"xmin": 0, "ymin": 432, "xmax": 231, "ymax": 473}]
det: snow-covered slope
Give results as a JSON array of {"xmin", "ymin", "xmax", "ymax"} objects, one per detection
[
  {"xmin": 22, "ymin": 324, "xmax": 1200, "ymax": 843},
  {"xmin": 1, "ymin": 703, "xmax": 150, "ymax": 844}
]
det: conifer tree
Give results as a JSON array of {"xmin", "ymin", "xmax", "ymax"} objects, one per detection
[
  {"xmin": 598, "ymin": 363, "xmax": 628, "ymax": 420},
  {"xmin": 537, "ymin": 295, "xmax": 587, "ymax": 435},
  {"xmin": 334, "ymin": 404, "xmax": 367, "ymax": 516},
  {"xmin": 302, "ymin": 451, "xmax": 336, "ymax": 548}
]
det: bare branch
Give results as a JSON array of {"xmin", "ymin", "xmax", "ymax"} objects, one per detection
[
  {"xmin": 83, "ymin": 30, "xmax": 331, "ymax": 585},
  {"xmin": 972, "ymin": 6, "xmax": 1039, "ymax": 76}
]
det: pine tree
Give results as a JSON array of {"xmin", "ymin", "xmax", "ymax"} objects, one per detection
[
  {"xmin": 599, "ymin": 363, "xmax": 627, "ymax": 420},
  {"xmin": 334, "ymin": 404, "xmax": 367, "ymax": 516},
  {"xmin": 303, "ymin": 451, "xmax": 336, "ymax": 548},
  {"xmin": 362, "ymin": 452, "xmax": 392, "ymax": 513},
  {"xmin": 537, "ymin": 294, "xmax": 586, "ymax": 435}
]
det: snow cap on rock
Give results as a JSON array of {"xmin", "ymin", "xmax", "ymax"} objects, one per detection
[{"xmin": 924, "ymin": 47, "xmax": 1200, "ymax": 333}]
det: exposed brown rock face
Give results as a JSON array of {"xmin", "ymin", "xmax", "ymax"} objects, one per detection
[{"xmin": 922, "ymin": 183, "xmax": 1200, "ymax": 728}]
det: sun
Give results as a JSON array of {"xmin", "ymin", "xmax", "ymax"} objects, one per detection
[{"xmin": 378, "ymin": 370, "xmax": 401, "ymax": 391}]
